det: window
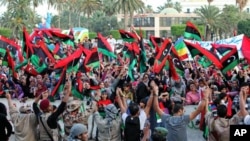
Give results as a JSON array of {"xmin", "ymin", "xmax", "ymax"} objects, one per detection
[
  {"xmin": 187, "ymin": 8, "xmax": 190, "ymax": 13},
  {"xmin": 133, "ymin": 17, "xmax": 155, "ymax": 27},
  {"xmin": 160, "ymin": 17, "xmax": 172, "ymax": 27}
]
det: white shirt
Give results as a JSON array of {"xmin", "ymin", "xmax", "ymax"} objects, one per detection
[
  {"xmin": 122, "ymin": 109, "xmax": 147, "ymax": 130},
  {"xmin": 244, "ymin": 115, "xmax": 250, "ymax": 125},
  {"xmin": 107, "ymin": 38, "xmax": 116, "ymax": 52}
]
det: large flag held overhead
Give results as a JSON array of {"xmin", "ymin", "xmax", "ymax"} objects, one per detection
[
  {"xmin": 51, "ymin": 66, "xmax": 67, "ymax": 97},
  {"xmin": 139, "ymin": 38, "xmax": 147, "ymax": 73},
  {"xmin": 174, "ymin": 37, "xmax": 189, "ymax": 60},
  {"xmin": 211, "ymin": 43, "xmax": 236, "ymax": 58},
  {"xmin": 0, "ymin": 36, "xmax": 23, "ymax": 62},
  {"xmin": 119, "ymin": 29, "xmax": 139, "ymax": 42},
  {"xmin": 149, "ymin": 36, "xmax": 163, "ymax": 54},
  {"xmin": 184, "ymin": 21, "xmax": 202, "ymax": 41},
  {"xmin": 54, "ymin": 47, "xmax": 83, "ymax": 69},
  {"xmin": 153, "ymin": 39, "xmax": 172, "ymax": 74},
  {"xmin": 184, "ymin": 41, "xmax": 222, "ymax": 69},
  {"xmin": 97, "ymin": 33, "xmax": 116, "ymax": 58},
  {"xmin": 22, "ymin": 27, "xmax": 34, "ymax": 59},
  {"xmin": 219, "ymin": 46, "xmax": 239, "ymax": 74},
  {"xmin": 83, "ymin": 47, "xmax": 100, "ymax": 70}
]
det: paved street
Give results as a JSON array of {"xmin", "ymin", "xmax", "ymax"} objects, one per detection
[{"xmin": 1, "ymin": 99, "xmax": 205, "ymax": 141}]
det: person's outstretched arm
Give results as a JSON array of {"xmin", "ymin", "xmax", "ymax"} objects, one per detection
[
  {"xmin": 47, "ymin": 80, "xmax": 71, "ymax": 129},
  {"xmin": 189, "ymin": 87, "xmax": 210, "ymax": 120},
  {"xmin": 144, "ymin": 92, "xmax": 154, "ymax": 118},
  {"xmin": 116, "ymin": 88, "xmax": 126, "ymax": 114},
  {"xmin": 153, "ymin": 85, "xmax": 164, "ymax": 117}
]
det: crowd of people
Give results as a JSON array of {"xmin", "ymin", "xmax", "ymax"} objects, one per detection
[{"xmin": 0, "ymin": 34, "xmax": 250, "ymax": 141}]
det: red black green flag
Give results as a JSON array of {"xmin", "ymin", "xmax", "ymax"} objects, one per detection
[
  {"xmin": 214, "ymin": 45, "xmax": 239, "ymax": 74},
  {"xmin": 139, "ymin": 38, "xmax": 147, "ymax": 73},
  {"xmin": 22, "ymin": 27, "xmax": 34, "ymax": 59},
  {"xmin": 184, "ymin": 41, "xmax": 222, "ymax": 69},
  {"xmin": 153, "ymin": 39, "xmax": 172, "ymax": 74},
  {"xmin": 0, "ymin": 36, "xmax": 24, "ymax": 62},
  {"xmin": 119, "ymin": 29, "xmax": 139, "ymax": 42},
  {"xmin": 54, "ymin": 47, "xmax": 83, "ymax": 69},
  {"xmin": 51, "ymin": 66, "xmax": 67, "ymax": 96},
  {"xmin": 184, "ymin": 21, "xmax": 202, "ymax": 41},
  {"xmin": 149, "ymin": 36, "xmax": 163, "ymax": 54},
  {"xmin": 83, "ymin": 47, "xmax": 100, "ymax": 70},
  {"xmin": 97, "ymin": 33, "xmax": 116, "ymax": 58}
]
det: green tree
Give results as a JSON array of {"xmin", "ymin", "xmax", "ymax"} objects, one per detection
[
  {"xmin": 195, "ymin": 5, "xmax": 220, "ymax": 40},
  {"xmin": 207, "ymin": 0, "xmax": 213, "ymax": 5},
  {"xmin": 238, "ymin": 19, "xmax": 250, "ymax": 37},
  {"xmin": 145, "ymin": 5, "xmax": 154, "ymax": 13},
  {"xmin": 112, "ymin": 0, "xmax": 145, "ymax": 29},
  {"xmin": 89, "ymin": 11, "xmax": 119, "ymax": 36},
  {"xmin": 80, "ymin": 0, "xmax": 101, "ymax": 28},
  {"xmin": 218, "ymin": 5, "xmax": 241, "ymax": 37},
  {"xmin": 174, "ymin": 2, "xmax": 182, "ymax": 13},
  {"xmin": 0, "ymin": 0, "xmax": 34, "ymax": 37}
]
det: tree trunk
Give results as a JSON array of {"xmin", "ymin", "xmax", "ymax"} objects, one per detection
[
  {"xmin": 58, "ymin": 10, "xmax": 61, "ymax": 28},
  {"xmin": 69, "ymin": 12, "xmax": 71, "ymax": 28},
  {"xmin": 78, "ymin": 14, "xmax": 81, "ymax": 27},
  {"xmin": 124, "ymin": 12, "xmax": 129, "ymax": 30},
  {"xmin": 129, "ymin": 12, "xmax": 134, "ymax": 27}
]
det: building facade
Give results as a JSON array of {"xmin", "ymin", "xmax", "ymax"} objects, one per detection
[{"xmin": 117, "ymin": 8, "xmax": 199, "ymax": 38}]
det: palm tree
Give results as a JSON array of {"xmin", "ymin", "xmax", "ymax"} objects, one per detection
[
  {"xmin": 174, "ymin": 2, "xmax": 182, "ymax": 13},
  {"xmin": 236, "ymin": 0, "xmax": 249, "ymax": 12},
  {"xmin": 54, "ymin": 0, "xmax": 66, "ymax": 28},
  {"xmin": 80, "ymin": 0, "xmax": 102, "ymax": 28},
  {"xmin": 207, "ymin": 0, "xmax": 213, "ymax": 5},
  {"xmin": 112, "ymin": 0, "xmax": 145, "ymax": 30},
  {"xmin": 2, "ymin": 0, "xmax": 34, "ymax": 36},
  {"xmin": 195, "ymin": 5, "xmax": 221, "ymax": 40},
  {"xmin": 145, "ymin": 5, "xmax": 154, "ymax": 13}
]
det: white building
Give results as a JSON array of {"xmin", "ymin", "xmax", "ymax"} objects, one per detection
[{"xmin": 178, "ymin": 0, "xmax": 250, "ymax": 13}]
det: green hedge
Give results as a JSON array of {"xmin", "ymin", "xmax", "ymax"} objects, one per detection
[
  {"xmin": 110, "ymin": 30, "xmax": 120, "ymax": 40},
  {"xmin": 0, "ymin": 28, "xmax": 12, "ymax": 38},
  {"xmin": 171, "ymin": 24, "xmax": 205, "ymax": 37},
  {"xmin": 89, "ymin": 32, "xmax": 97, "ymax": 39}
]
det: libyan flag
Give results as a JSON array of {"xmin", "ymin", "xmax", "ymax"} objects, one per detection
[
  {"xmin": 217, "ymin": 46, "xmax": 239, "ymax": 74},
  {"xmin": 0, "ymin": 36, "xmax": 24, "ymax": 62},
  {"xmin": 184, "ymin": 21, "xmax": 202, "ymax": 41},
  {"xmin": 153, "ymin": 39, "xmax": 172, "ymax": 74},
  {"xmin": 97, "ymin": 33, "xmax": 116, "ymax": 58},
  {"xmin": 139, "ymin": 38, "xmax": 147, "ymax": 73},
  {"xmin": 51, "ymin": 66, "xmax": 67, "ymax": 96},
  {"xmin": 54, "ymin": 47, "xmax": 83, "ymax": 69},
  {"xmin": 149, "ymin": 36, "xmax": 163, "ymax": 54},
  {"xmin": 119, "ymin": 29, "xmax": 139, "ymax": 42},
  {"xmin": 184, "ymin": 41, "xmax": 222, "ymax": 69},
  {"xmin": 71, "ymin": 78, "xmax": 84, "ymax": 100},
  {"xmin": 128, "ymin": 50, "xmax": 137, "ymax": 81},
  {"xmin": 83, "ymin": 47, "xmax": 100, "ymax": 70},
  {"xmin": 22, "ymin": 27, "xmax": 34, "ymax": 59}
]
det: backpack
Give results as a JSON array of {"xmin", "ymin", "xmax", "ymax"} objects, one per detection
[{"xmin": 124, "ymin": 115, "xmax": 141, "ymax": 141}]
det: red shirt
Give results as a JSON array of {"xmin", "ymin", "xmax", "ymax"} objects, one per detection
[{"xmin": 98, "ymin": 99, "xmax": 112, "ymax": 107}]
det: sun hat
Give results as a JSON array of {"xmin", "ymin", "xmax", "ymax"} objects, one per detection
[{"xmin": 67, "ymin": 100, "xmax": 81, "ymax": 112}]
